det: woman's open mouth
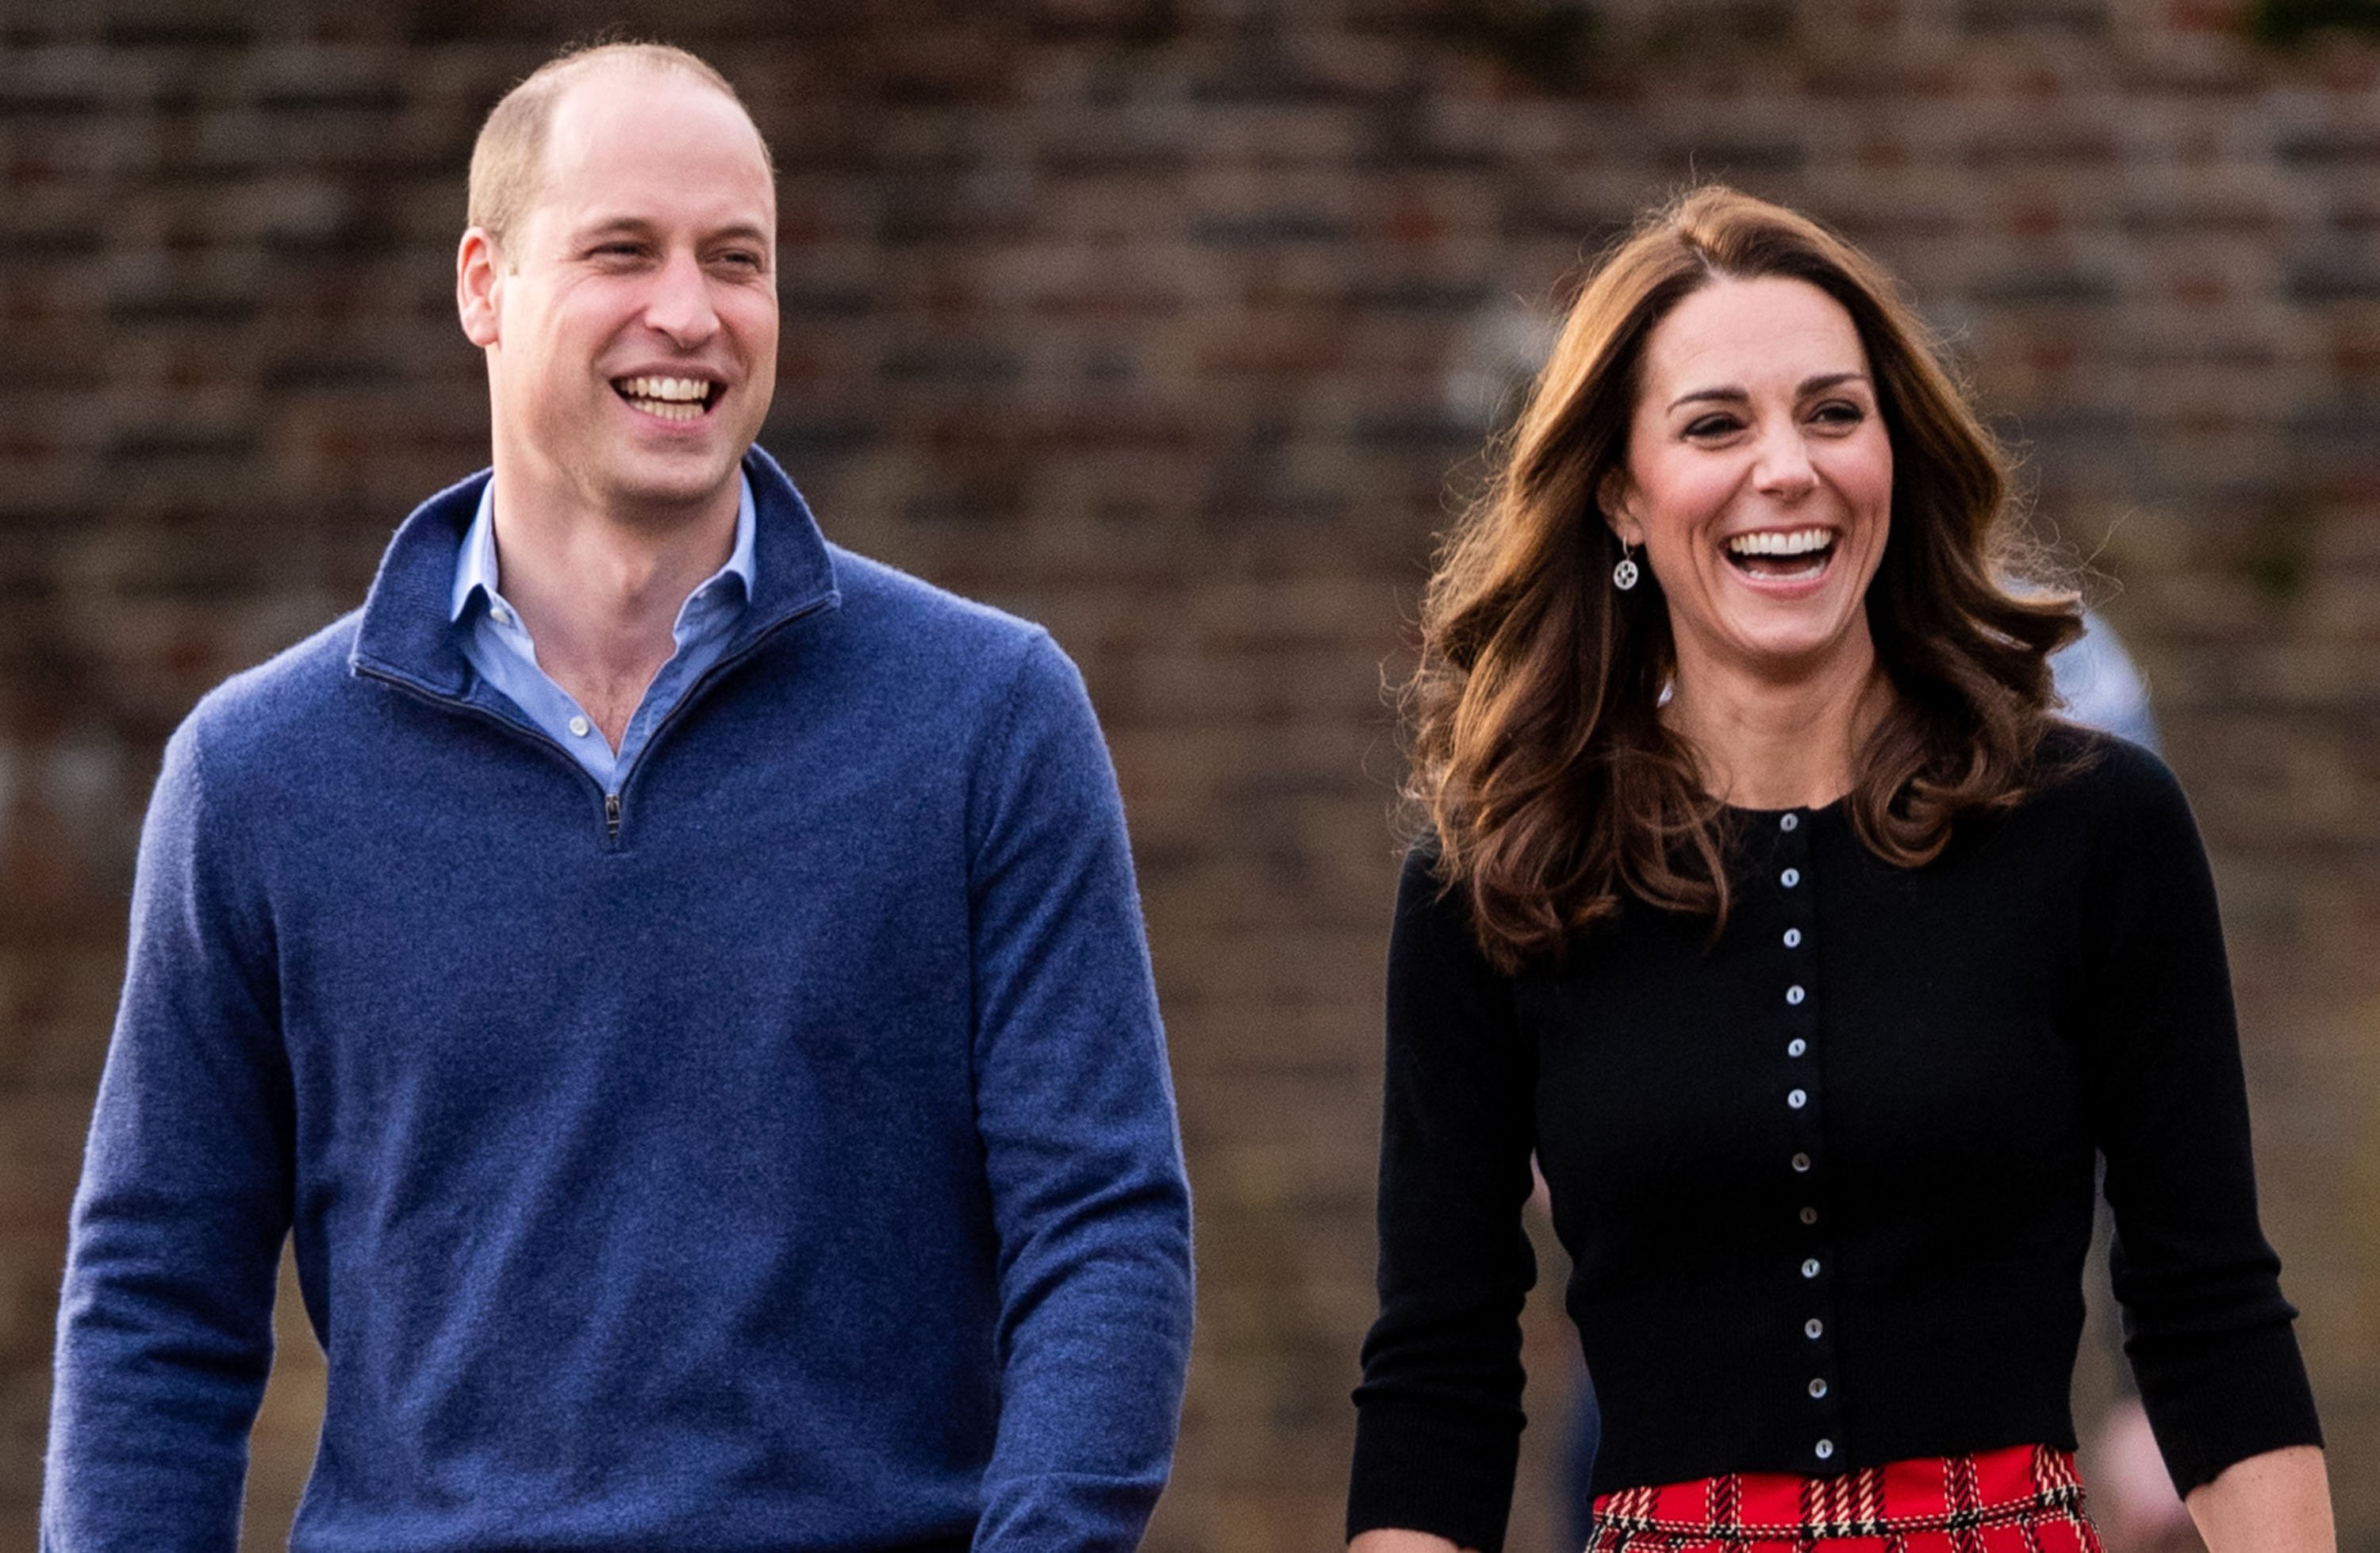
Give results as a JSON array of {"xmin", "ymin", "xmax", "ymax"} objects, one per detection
[
  {"xmin": 612, "ymin": 375, "xmax": 721, "ymax": 423},
  {"xmin": 1723, "ymin": 526, "xmax": 1836, "ymax": 583}
]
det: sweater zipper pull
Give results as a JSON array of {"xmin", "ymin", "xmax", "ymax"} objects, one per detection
[{"xmin": 605, "ymin": 791, "xmax": 621, "ymax": 841}]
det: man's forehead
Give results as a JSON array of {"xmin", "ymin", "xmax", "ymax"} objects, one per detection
[{"xmin": 537, "ymin": 65, "xmax": 772, "ymax": 208}]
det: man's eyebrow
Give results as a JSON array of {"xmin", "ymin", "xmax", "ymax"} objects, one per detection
[
  {"xmin": 1664, "ymin": 371, "xmax": 1871, "ymax": 412},
  {"xmin": 570, "ymin": 216, "xmax": 776, "ymax": 247},
  {"xmin": 573, "ymin": 216, "xmax": 658, "ymax": 241}
]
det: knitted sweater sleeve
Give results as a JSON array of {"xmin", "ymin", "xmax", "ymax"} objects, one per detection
[
  {"xmin": 2078, "ymin": 743, "xmax": 2323, "ymax": 1494},
  {"xmin": 962, "ymin": 631, "xmax": 1195, "ymax": 1552},
  {"xmin": 44, "ymin": 715, "xmax": 294, "ymax": 1551},
  {"xmin": 1346, "ymin": 846, "xmax": 1539, "ymax": 1553}
]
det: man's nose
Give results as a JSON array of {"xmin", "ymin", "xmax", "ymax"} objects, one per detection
[{"xmin": 643, "ymin": 250, "xmax": 720, "ymax": 348}]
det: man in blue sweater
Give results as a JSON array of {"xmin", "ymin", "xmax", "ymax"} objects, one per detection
[{"xmin": 44, "ymin": 41, "xmax": 1194, "ymax": 1551}]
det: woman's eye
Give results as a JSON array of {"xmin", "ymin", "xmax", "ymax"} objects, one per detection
[
  {"xmin": 1684, "ymin": 415, "xmax": 1742, "ymax": 439},
  {"xmin": 1810, "ymin": 401, "xmax": 1865, "ymax": 428}
]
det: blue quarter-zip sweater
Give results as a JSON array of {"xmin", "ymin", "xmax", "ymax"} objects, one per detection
[{"xmin": 44, "ymin": 450, "xmax": 1196, "ymax": 1551}]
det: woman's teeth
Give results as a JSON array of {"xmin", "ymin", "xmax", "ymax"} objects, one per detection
[{"xmin": 1725, "ymin": 527, "xmax": 1835, "ymax": 579}]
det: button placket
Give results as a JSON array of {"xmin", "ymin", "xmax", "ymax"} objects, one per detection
[{"xmin": 1775, "ymin": 807, "xmax": 1840, "ymax": 1463}]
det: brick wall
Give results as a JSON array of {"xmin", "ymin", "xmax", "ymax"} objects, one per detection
[{"xmin": 3, "ymin": 2, "xmax": 2377, "ymax": 1548}]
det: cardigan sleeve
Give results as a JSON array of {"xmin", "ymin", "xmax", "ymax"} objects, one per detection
[
  {"xmin": 1347, "ymin": 846, "xmax": 1539, "ymax": 1553},
  {"xmin": 2076, "ymin": 742, "xmax": 2323, "ymax": 1494}
]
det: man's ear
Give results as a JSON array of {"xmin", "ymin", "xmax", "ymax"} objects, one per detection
[{"xmin": 457, "ymin": 228, "xmax": 503, "ymax": 348}]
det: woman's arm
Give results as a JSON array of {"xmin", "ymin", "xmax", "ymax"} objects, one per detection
[
  {"xmin": 2185, "ymin": 1444, "xmax": 2334, "ymax": 1552},
  {"xmin": 1349, "ymin": 1532, "xmax": 1474, "ymax": 1553},
  {"xmin": 1345, "ymin": 848, "xmax": 1540, "ymax": 1553},
  {"xmin": 2075, "ymin": 746, "xmax": 2325, "ymax": 1493}
]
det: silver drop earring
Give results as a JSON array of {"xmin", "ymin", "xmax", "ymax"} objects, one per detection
[{"xmin": 1613, "ymin": 541, "xmax": 1641, "ymax": 592}]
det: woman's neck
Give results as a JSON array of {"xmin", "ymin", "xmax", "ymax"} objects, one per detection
[{"xmin": 1663, "ymin": 628, "xmax": 1891, "ymax": 811}]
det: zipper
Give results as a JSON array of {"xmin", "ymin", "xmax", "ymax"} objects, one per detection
[
  {"xmin": 598, "ymin": 593, "xmax": 838, "ymax": 841},
  {"xmin": 354, "ymin": 664, "xmax": 613, "ymax": 838},
  {"xmin": 355, "ymin": 589, "xmax": 835, "ymax": 849}
]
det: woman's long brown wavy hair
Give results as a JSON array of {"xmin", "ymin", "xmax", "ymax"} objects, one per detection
[{"xmin": 1408, "ymin": 186, "xmax": 2083, "ymax": 972}]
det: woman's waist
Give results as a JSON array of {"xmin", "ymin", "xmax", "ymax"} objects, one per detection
[
  {"xmin": 1572, "ymin": 1280, "xmax": 2087, "ymax": 1494},
  {"xmin": 1592, "ymin": 1443, "xmax": 2094, "ymax": 1543}
]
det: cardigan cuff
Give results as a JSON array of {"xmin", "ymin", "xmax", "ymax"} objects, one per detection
[
  {"xmin": 2132, "ymin": 1318, "xmax": 2324, "ymax": 1494},
  {"xmin": 1346, "ymin": 1394, "xmax": 1522, "ymax": 1553}
]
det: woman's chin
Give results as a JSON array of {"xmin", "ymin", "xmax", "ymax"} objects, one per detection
[{"xmin": 1699, "ymin": 612, "xmax": 1875, "ymax": 683}]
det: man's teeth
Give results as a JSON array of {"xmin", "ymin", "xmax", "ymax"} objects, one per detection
[
  {"xmin": 1726, "ymin": 527, "xmax": 1833, "ymax": 557},
  {"xmin": 616, "ymin": 376, "xmax": 714, "ymax": 420},
  {"xmin": 620, "ymin": 375, "xmax": 711, "ymax": 401}
]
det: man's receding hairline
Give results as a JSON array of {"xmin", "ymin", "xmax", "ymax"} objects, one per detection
[
  {"xmin": 468, "ymin": 42, "xmax": 773, "ymax": 258},
  {"xmin": 538, "ymin": 62, "xmax": 770, "ymax": 178},
  {"xmin": 541, "ymin": 48, "xmax": 750, "ymax": 122}
]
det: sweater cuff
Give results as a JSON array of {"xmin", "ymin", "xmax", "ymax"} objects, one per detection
[
  {"xmin": 2132, "ymin": 1319, "xmax": 2324, "ymax": 1494},
  {"xmin": 1346, "ymin": 1394, "xmax": 1521, "ymax": 1553}
]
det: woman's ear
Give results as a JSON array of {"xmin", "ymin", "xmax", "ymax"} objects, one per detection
[{"xmin": 1598, "ymin": 468, "xmax": 1641, "ymax": 550}]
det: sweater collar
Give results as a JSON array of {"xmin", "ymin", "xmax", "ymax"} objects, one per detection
[{"xmin": 350, "ymin": 445, "xmax": 841, "ymax": 698}]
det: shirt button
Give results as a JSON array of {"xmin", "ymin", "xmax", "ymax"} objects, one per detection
[
  {"xmin": 1809, "ymin": 1377, "xmax": 1829, "ymax": 1399},
  {"xmin": 1792, "ymin": 1152, "xmax": 1811, "ymax": 1172},
  {"xmin": 1787, "ymin": 984, "xmax": 1806, "ymax": 1006},
  {"xmin": 490, "ymin": 604, "xmax": 512, "ymax": 626},
  {"xmin": 1787, "ymin": 1088, "xmax": 1807, "ymax": 1110},
  {"xmin": 568, "ymin": 715, "xmax": 592, "ymax": 738},
  {"xmin": 1779, "ymin": 813, "xmax": 1798, "ymax": 832},
  {"xmin": 1784, "ymin": 927, "xmax": 1802, "ymax": 948},
  {"xmin": 1815, "ymin": 1438, "xmax": 1835, "ymax": 1460},
  {"xmin": 1802, "ymin": 1258, "xmax": 1821, "ymax": 1279},
  {"xmin": 1782, "ymin": 868, "xmax": 1801, "ymax": 888},
  {"xmin": 1806, "ymin": 1317, "xmax": 1824, "ymax": 1339},
  {"xmin": 1799, "ymin": 1206, "xmax": 1818, "ymax": 1225},
  {"xmin": 1788, "ymin": 1038, "xmax": 1808, "ymax": 1058}
]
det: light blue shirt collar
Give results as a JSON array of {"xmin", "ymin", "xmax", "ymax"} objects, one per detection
[
  {"xmin": 445, "ymin": 474, "xmax": 759, "ymax": 792},
  {"xmin": 449, "ymin": 474, "xmax": 758, "ymax": 627}
]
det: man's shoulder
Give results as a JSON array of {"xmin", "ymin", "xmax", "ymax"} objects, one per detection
[
  {"xmin": 175, "ymin": 609, "xmax": 368, "ymax": 773},
  {"xmin": 821, "ymin": 543, "xmax": 1067, "ymax": 688},
  {"xmin": 827, "ymin": 544, "xmax": 1043, "ymax": 644}
]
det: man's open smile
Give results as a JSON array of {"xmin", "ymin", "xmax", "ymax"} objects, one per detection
[{"xmin": 613, "ymin": 374, "xmax": 721, "ymax": 423}]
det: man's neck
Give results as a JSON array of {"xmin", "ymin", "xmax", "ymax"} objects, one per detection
[
  {"xmin": 1663, "ymin": 629, "xmax": 1891, "ymax": 811},
  {"xmin": 487, "ymin": 467, "xmax": 741, "ymax": 750}
]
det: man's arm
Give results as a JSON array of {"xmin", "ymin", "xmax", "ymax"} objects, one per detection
[
  {"xmin": 44, "ymin": 717, "xmax": 294, "ymax": 1551},
  {"xmin": 963, "ymin": 631, "xmax": 1195, "ymax": 1551}
]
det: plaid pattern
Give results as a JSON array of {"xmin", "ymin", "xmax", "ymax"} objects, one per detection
[{"xmin": 1587, "ymin": 1444, "xmax": 2102, "ymax": 1552}]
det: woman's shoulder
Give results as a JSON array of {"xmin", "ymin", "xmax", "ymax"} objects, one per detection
[
  {"xmin": 2022, "ymin": 719, "xmax": 2200, "ymax": 849},
  {"xmin": 1394, "ymin": 834, "xmax": 1482, "ymax": 942}
]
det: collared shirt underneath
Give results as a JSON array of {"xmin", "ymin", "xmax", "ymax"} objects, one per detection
[{"xmin": 449, "ymin": 474, "xmax": 757, "ymax": 792}]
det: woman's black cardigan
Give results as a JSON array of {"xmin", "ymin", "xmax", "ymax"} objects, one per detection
[{"xmin": 1347, "ymin": 730, "xmax": 2320, "ymax": 1551}]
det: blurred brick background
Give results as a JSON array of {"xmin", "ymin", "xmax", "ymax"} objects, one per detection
[{"xmin": 3, "ymin": 0, "xmax": 2378, "ymax": 1548}]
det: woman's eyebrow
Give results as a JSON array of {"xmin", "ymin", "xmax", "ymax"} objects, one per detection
[{"xmin": 1665, "ymin": 370, "xmax": 1871, "ymax": 412}]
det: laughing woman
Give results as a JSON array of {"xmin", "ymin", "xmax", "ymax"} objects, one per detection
[{"xmin": 1345, "ymin": 188, "xmax": 2332, "ymax": 1553}]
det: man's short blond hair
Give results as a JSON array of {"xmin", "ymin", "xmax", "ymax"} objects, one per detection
[{"xmin": 466, "ymin": 41, "xmax": 771, "ymax": 262}]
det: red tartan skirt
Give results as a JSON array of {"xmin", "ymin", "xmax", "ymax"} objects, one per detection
[{"xmin": 1587, "ymin": 1444, "xmax": 2103, "ymax": 1552}]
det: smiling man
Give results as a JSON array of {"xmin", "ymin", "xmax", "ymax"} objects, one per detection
[{"xmin": 44, "ymin": 43, "xmax": 1193, "ymax": 1552}]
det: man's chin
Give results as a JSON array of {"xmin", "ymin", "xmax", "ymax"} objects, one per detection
[{"xmin": 595, "ymin": 451, "xmax": 749, "ymax": 519}]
